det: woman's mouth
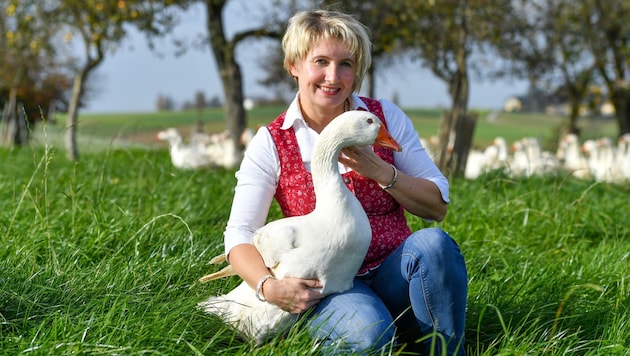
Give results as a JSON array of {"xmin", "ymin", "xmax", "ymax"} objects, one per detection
[{"xmin": 318, "ymin": 85, "xmax": 340, "ymax": 95}]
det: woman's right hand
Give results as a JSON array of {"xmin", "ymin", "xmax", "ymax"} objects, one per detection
[{"xmin": 262, "ymin": 277, "xmax": 325, "ymax": 314}]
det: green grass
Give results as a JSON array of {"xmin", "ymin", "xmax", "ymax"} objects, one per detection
[
  {"xmin": 1, "ymin": 110, "xmax": 628, "ymax": 355},
  {"xmin": 54, "ymin": 105, "xmax": 618, "ymax": 151}
]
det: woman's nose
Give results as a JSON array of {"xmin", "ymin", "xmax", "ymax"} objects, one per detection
[{"xmin": 325, "ymin": 64, "xmax": 339, "ymax": 82}]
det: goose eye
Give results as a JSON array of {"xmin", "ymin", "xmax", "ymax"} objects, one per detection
[{"xmin": 367, "ymin": 118, "xmax": 374, "ymax": 124}]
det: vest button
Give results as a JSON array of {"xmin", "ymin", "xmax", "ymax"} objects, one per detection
[{"xmin": 343, "ymin": 177, "xmax": 351, "ymax": 184}]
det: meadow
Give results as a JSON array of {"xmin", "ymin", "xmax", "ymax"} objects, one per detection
[{"xmin": 0, "ymin": 107, "xmax": 628, "ymax": 355}]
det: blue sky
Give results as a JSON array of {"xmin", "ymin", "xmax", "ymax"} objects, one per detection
[{"xmin": 82, "ymin": 2, "xmax": 528, "ymax": 114}]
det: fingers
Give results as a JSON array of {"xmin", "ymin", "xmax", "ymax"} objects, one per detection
[
  {"xmin": 273, "ymin": 278, "xmax": 324, "ymax": 314},
  {"xmin": 303, "ymin": 278, "xmax": 324, "ymax": 289}
]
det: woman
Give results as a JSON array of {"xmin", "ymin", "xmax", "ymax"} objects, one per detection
[{"xmin": 222, "ymin": 9, "xmax": 467, "ymax": 355}]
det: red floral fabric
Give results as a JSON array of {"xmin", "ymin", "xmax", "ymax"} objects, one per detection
[{"xmin": 267, "ymin": 97, "xmax": 412, "ymax": 274}]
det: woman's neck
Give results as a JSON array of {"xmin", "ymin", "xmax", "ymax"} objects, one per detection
[{"xmin": 300, "ymin": 98, "xmax": 350, "ymax": 133}]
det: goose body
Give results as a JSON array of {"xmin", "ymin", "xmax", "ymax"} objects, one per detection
[
  {"xmin": 557, "ymin": 133, "xmax": 591, "ymax": 179},
  {"xmin": 158, "ymin": 128, "xmax": 244, "ymax": 169},
  {"xmin": 618, "ymin": 133, "xmax": 630, "ymax": 181},
  {"xmin": 157, "ymin": 128, "xmax": 215, "ymax": 169},
  {"xmin": 510, "ymin": 137, "xmax": 559, "ymax": 177},
  {"xmin": 197, "ymin": 111, "xmax": 401, "ymax": 343}
]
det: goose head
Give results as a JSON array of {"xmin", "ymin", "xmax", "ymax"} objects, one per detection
[
  {"xmin": 157, "ymin": 128, "xmax": 182, "ymax": 146},
  {"xmin": 320, "ymin": 110, "xmax": 402, "ymax": 152}
]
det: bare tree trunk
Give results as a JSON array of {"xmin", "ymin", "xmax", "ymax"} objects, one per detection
[
  {"xmin": 65, "ymin": 71, "xmax": 85, "ymax": 161},
  {"xmin": 222, "ymin": 60, "xmax": 246, "ymax": 151},
  {"xmin": 0, "ymin": 101, "xmax": 5, "ymax": 144},
  {"xmin": 205, "ymin": 0, "xmax": 246, "ymax": 155},
  {"xmin": 366, "ymin": 64, "xmax": 375, "ymax": 98},
  {"xmin": 15, "ymin": 103, "xmax": 28, "ymax": 145},
  {"xmin": 612, "ymin": 86, "xmax": 630, "ymax": 135},
  {"xmin": 567, "ymin": 100, "xmax": 581, "ymax": 136},
  {"xmin": 436, "ymin": 110, "xmax": 455, "ymax": 175},
  {"xmin": 1, "ymin": 87, "xmax": 18, "ymax": 147},
  {"xmin": 439, "ymin": 55, "xmax": 471, "ymax": 178},
  {"xmin": 452, "ymin": 112, "xmax": 477, "ymax": 178}
]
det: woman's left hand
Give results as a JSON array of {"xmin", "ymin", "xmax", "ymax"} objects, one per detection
[
  {"xmin": 340, "ymin": 145, "xmax": 448, "ymax": 221},
  {"xmin": 340, "ymin": 146, "xmax": 393, "ymax": 184}
]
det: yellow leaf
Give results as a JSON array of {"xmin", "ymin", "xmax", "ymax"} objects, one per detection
[{"xmin": 6, "ymin": 4, "xmax": 15, "ymax": 16}]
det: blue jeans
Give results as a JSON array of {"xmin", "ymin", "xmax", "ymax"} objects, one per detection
[{"xmin": 306, "ymin": 228, "xmax": 467, "ymax": 355}]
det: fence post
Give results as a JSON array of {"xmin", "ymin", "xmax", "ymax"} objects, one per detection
[
  {"xmin": 435, "ymin": 110, "xmax": 478, "ymax": 178},
  {"xmin": 452, "ymin": 112, "xmax": 478, "ymax": 178}
]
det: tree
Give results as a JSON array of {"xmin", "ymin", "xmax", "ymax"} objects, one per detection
[
  {"xmin": 318, "ymin": 0, "xmax": 403, "ymax": 98},
  {"xmin": 583, "ymin": 0, "xmax": 630, "ymax": 136},
  {"xmin": 202, "ymin": 0, "xmax": 284, "ymax": 154},
  {"xmin": 493, "ymin": 1, "xmax": 596, "ymax": 135},
  {"xmin": 393, "ymin": 0, "xmax": 516, "ymax": 176},
  {"xmin": 494, "ymin": 0, "xmax": 630, "ymax": 138},
  {"xmin": 257, "ymin": 41, "xmax": 296, "ymax": 103},
  {"xmin": 156, "ymin": 93, "xmax": 175, "ymax": 111},
  {"xmin": 0, "ymin": 0, "xmax": 60, "ymax": 146},
  {"xmin": 546, "ymin": 1, "xmax": 597, "ymax": 135},
  {"xmin": 54, "ymin": 0, "xmax": 189, "ymax": 161},
  {"xmin": 194, "ymin": 90, "xmax": 206, "ymax": 132}
]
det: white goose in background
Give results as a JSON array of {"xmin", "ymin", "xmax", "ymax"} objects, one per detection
[
  {"xmin": 197, "ymin": 111, "xmax": 401, "ymax": 344},
  {"xmin": 617, "ymin": 133, "xmax": 630, "ymax": 181},
  {"xmin": 205, "ymin": 136, "xmax": 243, "ymax": 170},
  {"xmin": 157, "ymin": 128, "xmax": 215, "ymax": 169},
  {"xmin": 510, "ymin": 137, "xmax": 559, "ymax": 177},
  {"xmin": 595, "ymin": 137, "xmax": 622, "ymax": 183},
  {"xmin": 557, "ymin": 133, "xmax": 591, "ymax": 179},
  {"xmin": 240, "ymin": 127, "xmax": 255, "ymax": 147},
  {"xmin": 464, "ymin": 136, "xmax": 510, "ymax": 179},
  {"xmin": 485, "ymin": 136, "xmax": 509, "ymax": 171},
  {"xmin": 582, "ymin": 138, "xmax": 620, "ymax": 183}
]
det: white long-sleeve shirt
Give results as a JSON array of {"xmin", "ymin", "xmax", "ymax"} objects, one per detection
[{"xmin": 223, "ymin": 93, "xmax": 449, "ymax": 257}]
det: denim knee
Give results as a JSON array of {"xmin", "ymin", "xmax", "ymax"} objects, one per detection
[
  {"xmin": 310, "ymin": 319, "xmax": 395, "ymax": 355},
  {"xmin": 307, "ymin": 281, "xmax": 397, "ymax": 354},
  {"xmin": 407, "ymin": 228, "xmax": 461, "ymax": 260}
]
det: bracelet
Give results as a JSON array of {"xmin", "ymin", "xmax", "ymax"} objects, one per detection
[
  {"xmin": 255, "ymin": 274, "xmax": 275, "ymax": 302},
  {"xmin": 378, "ymin": 164, "xmax": 398, "ymax": 190}
]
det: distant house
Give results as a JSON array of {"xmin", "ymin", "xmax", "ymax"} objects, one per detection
[
  {"xmin": 503, "ymin": 97, "xmax": 522, "ymax": 112},
  {"xmin": 504, "ymin": 84, "xmax": 616, "ymax": 118}
]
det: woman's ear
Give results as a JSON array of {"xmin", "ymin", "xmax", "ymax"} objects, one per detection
[{"xmin": 289, "ymin": 63, "xmax": 299, "ymax": 77}]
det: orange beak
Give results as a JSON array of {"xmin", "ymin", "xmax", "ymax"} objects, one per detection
[{"xmin": 374, "ymin": 124, "xmax": 402, "ymax": 152}]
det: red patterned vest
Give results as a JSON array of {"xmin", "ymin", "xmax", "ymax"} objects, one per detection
[{"xmin": 267, "ymin": 97, "xmax": 412, "ymax": 274}]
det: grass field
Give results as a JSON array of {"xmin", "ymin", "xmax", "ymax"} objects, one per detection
[
  {"xmin": 53, "ymin": 105, "xmax": 618, "ymax": 151},
  {"xmin": 1, "ymin": 107, "xmax": 628, "ymax": 355}
]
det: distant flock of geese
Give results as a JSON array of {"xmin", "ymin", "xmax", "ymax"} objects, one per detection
[
  {"xmin": 157, "ymin": 127, "xmax": 254, "ymax": 170},
  {"xmin": 158, "ymin": 126, "xmax": 630, "ymax": 184},
  {"xmin": 421, "ymin": 133, "xmax": 630, "ymax": 184}
]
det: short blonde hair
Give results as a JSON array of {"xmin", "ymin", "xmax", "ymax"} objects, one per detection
[{"xmin": 282, "ymin": 9, "xmax": 372, "ymax": 92}]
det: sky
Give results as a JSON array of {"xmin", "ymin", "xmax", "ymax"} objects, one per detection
[{"xmin": 82, "ymin": 2, "xmax": 529, "ymax": 114}]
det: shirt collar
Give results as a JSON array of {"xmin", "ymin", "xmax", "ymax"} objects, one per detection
[{"xmin": 280, "ymin": 93, "xmax": 369, "ymax": 131}]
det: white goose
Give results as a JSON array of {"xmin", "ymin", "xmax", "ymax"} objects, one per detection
[
  {"xmin": 510, "ymin": 137, "xmax": 559, "ymax": 177},
  {"xmin": 618, "ymin": 133, "xmax": 630, "ymax": 181},
  {"xmin": 197, "ymin": 111, "xmax": 401, "ymax": 344},
  {"xmin": 557, "ymin": 133, "xmax": 590, "ymax": 179},
  {"xmin": 157, "ymin": 128, "xmax": 215, "ymax": 169}
]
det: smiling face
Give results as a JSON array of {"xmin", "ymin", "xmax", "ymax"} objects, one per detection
[{"xmin": 289, "ymin": 38, "xmax": 356, "ymax": 123}]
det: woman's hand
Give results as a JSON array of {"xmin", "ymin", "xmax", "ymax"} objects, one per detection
[
  {"xmin": 340, "ymin": 145, "xmax": 392, "ymax": 184},
  {"xmin": 340, "ymin": 145, "xmax": 448, "ymax": 221},
  {"xmin": 262, "ymin": 277, "xmax": 325, "ymax": 314}
]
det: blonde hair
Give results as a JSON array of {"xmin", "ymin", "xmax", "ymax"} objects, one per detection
[{"xmin": 282, "ymin": 9, "xmax": 372, "ymax": 92}]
